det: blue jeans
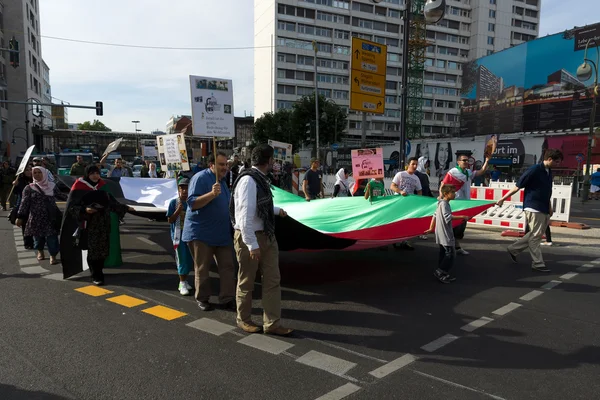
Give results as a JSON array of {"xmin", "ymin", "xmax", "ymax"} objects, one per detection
[
  {"xmin": 34, "ymin": 235, "xmax": 59, "ymax": 256},
  {"xmin": 438, "ymin": 245, "xmax": 455, "ymax": 273}
]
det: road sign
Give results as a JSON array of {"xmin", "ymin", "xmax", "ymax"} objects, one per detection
[
  {"xmin": 405, "ymin": 140, "xmax": 411, "ymax": 157},
  {"xmin": 350, "ymin": 37, "xmax": 387, "ymax": 114},
  {"xmin": 331, "ymin": 143, "xmax": 339, "ymax": 151},
  {"xmin": 576, "ymin": 153, "xmax": 585, "ymax": 163}
]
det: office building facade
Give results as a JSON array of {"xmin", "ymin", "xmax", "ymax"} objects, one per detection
[{"xmin": 254, "ymin": 0, "xmax": 541, "ymax": 143}]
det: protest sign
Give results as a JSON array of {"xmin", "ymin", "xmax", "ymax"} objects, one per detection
[
  {"xmin": 16, "ymin": 145, "xmax": 35, "ymax": 175},
  {"xmin": 268, "ymin": 139, "xmax": 293, "ymax": 163},
  {"xmin": 351, "ymin": 148, "xmax": 384, "ymax": 180},
  {"xmin": 157, "ymin": 134, "xmax": 190, "ymax": 171},
  {"xmin": 103, "ymin": 138, "xmax": 123, "ymax": 156},
  {"xmin": 189, "ymin": 75, "xmax": 234, "ymax": 138}
]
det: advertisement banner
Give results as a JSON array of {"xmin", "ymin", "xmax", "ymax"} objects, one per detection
[
  {"xmin": 157, "ymin": 134, "xmax": 190, "ymax": 171},
  {"xmin": 268, "ymin": 139, "xmax": 293, "ymax": 163},
  {"xmin": 351, "ymin": 148, "xmax": 384, "ymax": 180},
  {"xmin": 16, "ymin": 145, "xmax": 35, "ymax": 175},
  {"xmin": 460, "ymin": 24, "xmax": 600, "ymax": 136},
  {"xmin": 189, "ymin": 75, "xmax": 234, "ymax": 138}
]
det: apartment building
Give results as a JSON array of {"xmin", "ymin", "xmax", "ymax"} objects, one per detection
[
  {"xmin": 254, "ymin": 0, "xmax": 541, "ymax": 143},
  {"xmin": 4, "ymin": 0, "xmax": 45, "ymax": 157}
]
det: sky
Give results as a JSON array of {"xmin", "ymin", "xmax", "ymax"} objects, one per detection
[{"xmin": 39, "ymin": 0, "xmax": 599, "ymax": 132}]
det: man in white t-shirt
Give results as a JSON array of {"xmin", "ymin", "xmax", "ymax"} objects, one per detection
[{"xmin": 390, "ymin": 157, "xmax": 422, "ymax": 250}]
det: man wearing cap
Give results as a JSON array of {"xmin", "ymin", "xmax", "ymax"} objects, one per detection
[
  {"xmin": 166, "ymin": 178, "xmax": 194, "ymax": 295},
  {"xmin": 183, "ymin": 151, "xmax": 236, "ymax": 311},
  {"xmin": 302, "ymin": 158, "xmax": 323, "ymax": 201},
  {"xmin": 440, "ymin": 151, "xmax": 490, "ymax": 255}
]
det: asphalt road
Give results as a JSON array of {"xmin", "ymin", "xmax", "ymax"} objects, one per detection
[{"xmin": 1, "ymin": 211, "xmax": 599, "ymax": 400}]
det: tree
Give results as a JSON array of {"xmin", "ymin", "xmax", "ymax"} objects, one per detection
[
  {"xmin": 253, "ymin": 94, "xmax": 347, "ymax": 152},
  {"xmin": 78, "ymin": 119, "xmax": 111, "ymax": 132}
]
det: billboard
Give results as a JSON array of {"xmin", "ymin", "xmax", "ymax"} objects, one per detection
[
  {"xmin": 460, "ymin": 23, "xmax": 600, "ymax": 136},
  {"xmin": 189, "ymin": 75, "xmax": 235, "ymax": 138}
]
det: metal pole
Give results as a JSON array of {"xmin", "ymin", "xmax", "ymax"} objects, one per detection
[
  {"xmin": 313, "ymin": 41, "xmax": 320, "ymax": 159},
  {"xmin": 399, "ymin": 0, "xmax": 411, "ymax": 169},
  {"xmin": 24, "ymin": 105, "xmax": 29, "ymax": 147},
  {"xmin": 361, "ymin": 112, "xmax": 367, "ymax": 148},
  {"xmin": 582, "ymin": 87, "xmax": 597, "ymax": 202}
]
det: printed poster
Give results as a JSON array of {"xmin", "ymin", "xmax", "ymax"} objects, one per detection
[
  {"xmin": 103, "ymin": 138, "xmax": 123, "ymax": 157},
  {"xmin": 484, "ymin": 134, "xmax": 499, "ymax": 160},
  {"xmin": 351, "ymin": 148, "xmax": 384, "ymax": 180},
  {"xmin": 157, "ymin": 134, "xmax": 190, "ymax": 172},
  {"xmin": 141, "ymin": 139, "xmax": 158, "ymax": 160},
  {"xmin": 189, "ymin": 75, "xmax": 234, "ymax": 138},
  {"xmin": 268, "ymin": 139, "xmax": 293, "ymax": 163}
]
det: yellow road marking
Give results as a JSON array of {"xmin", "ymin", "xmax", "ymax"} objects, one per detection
[
  {"xmin": 75, "ymin": 285, "xmax": 114, "ymax": 297},
  {"xmin": 142, "ymin": 305, "xmax": 187, "ymax": 321},
  {"xmin": 106, "ymin": 295, "xmax": 148, "ymax": 308}
]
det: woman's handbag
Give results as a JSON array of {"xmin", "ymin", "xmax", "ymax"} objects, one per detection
[{"xmin": 7, "ymin": 206, "xmax": 18, "ymax": 225}]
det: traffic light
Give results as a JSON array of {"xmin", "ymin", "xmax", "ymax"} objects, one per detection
[
  {"xmin": 96, "ymin": 101, "xmax": 103, "ymax": 116},
  {"xmin": 8, "ymin": 37, "xmax": 19, "ymax": 68}
]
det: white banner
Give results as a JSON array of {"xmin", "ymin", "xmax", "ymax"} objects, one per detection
[
  {"xmin": 268, "ymin": 139, "xmax": 293, "ymax": 163},
  {"xmin": 16, "ymin": 145, "xmax": 35, "ymax": 175},
  {"xmin": 157, "ymin": 133, "xmax": 190, "ymax": 171},
  {"xmin": 119, "ymin": 177, "xmax": 177, "ymax": 210},
  {"xmin": 189, "ymin": 75, "xmax": 234, "ymax": 138}
]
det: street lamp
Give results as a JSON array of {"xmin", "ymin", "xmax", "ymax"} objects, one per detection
[
  {"xmin": 11, "ymin": 127, "xmax": 27, "ymax": 145},
  {"xmin": 132, "ymin": 120, "xmax": 140, "ymax": 132},
  {"xmin": 576, "ymin": 39, "xmax": 599, "ymax": 203},
  {"xmin": 371, "ymin": 0, "xmax": 445, "ymax": 168},
  {"xmin": 24, "ymin": 97, "xmax": 42, "ymax": 147}
]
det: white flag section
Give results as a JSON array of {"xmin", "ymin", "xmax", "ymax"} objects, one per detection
[
  {"xmin": 16, "ymin": 145, "xmax": 35, "ymax": 175},
  {"xmin": 120, "ymin": 177, "xmax": 177, "ymax": 211},
  {"xmin": 189, "ymin": 75, "xmax": 234, "ymax": 138}
]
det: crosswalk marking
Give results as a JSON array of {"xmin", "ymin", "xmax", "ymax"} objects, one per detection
[
  {"xmin": 492, "ymin": 302, "xmax": 522, "ymax": 316},
  {"xmin": 461, "ymin": 316, "xmax": 494, "ymax": 332},
  {"xmin": 296, "ymin": 350, "xmax": 356, "ymax": 376},
  {"xmin": 106, "ymin": 295, "xmax": 148, "ymax": 308},
  {"xmin": 238, "ymin": 334, "xmax": 294, "ymax": 355},
  {"xmin": 421, "ymin": 334, "xmax": 459, "ymax": 353},
  {"xmin": 21, "ymin": 266, "xmax": 50, "ymax": 275},
  {"xmin": 142, "ymin": 305, "xmax": 187, "ymax": 321},
  {"xmin": 314, "ymin": 383, "xmax": 361, "ymax": 400},
  {"xmin": 75, "ymin": 285, "xmax": 114, "ymax": 297},
  {"xmin": 186, "ymin": 318, "xmax": 235, "ymax": 336},
  {"xmin": 369, "ymin": 354, "xmax": 417, "ymax": 378}
]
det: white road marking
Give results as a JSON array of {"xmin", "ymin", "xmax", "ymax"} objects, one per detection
[
  {"xmin": 314, "ymin": 383, "xmax": 361, "ymax": 400},
  {"xmin": 492, "ymin": 302, "xmax": 522, "ymax": 316},
  {"xmin": 580, "ymin": 264, "xmax": 595, "ymax": 268},
  {"xmin": 186, "ymin": 318, "xmax": 235, "ymax": 336},
  {"xmin": 18, "ymin": 258, "xmax": 39, "ymax": 267},
  {"xmin": 519, "ymin": 290, "xmax": 544, "ymax": 302},
  {"xmin": 541, "ymin": 280, "xmax": 561, "ymax": 290},
  {"xmin": 21, "ymin": 266, "xmax": 49, "ymax": 274},
  {"xmin": 560, "ymin": 272, "xmax": 578, "ymax": 280},
  {"xmin": 299, "ymin": 335, "xmax": 388, "ymax": 363},
  {"xmin": 14, "ymin": 241, "xmax": 24, "ymax": 246},
  {"xmin": 121, "ymin": 228, "xmax": 131, "ymax": 233},
  {"xmin": 460, "ymin": 316, "xmax": 494, "ymax": 332},
  {"xmin": 15, "ymin": 246, "xmax": 30, "ymax": 252},
  {"xmin": 137, "ymin": 237, "xmax": 157, "ymax": 246},
  {"xmin": 421, "ymin": 334, "xmax": 459, "ymax": 353},
  {"xmin": 238, "ymin": 334, "xmax": 294, "ymax": 355},
  {"xmin": 122, "ymin": 254, "xmax": 146, "ymax": 261},
  {"xmin": 42, "ymin": 273, "xmax": 64, "ymax": 281},
  {"xmin": 296, "ymin": 350, "xmax": 357, "ymax": 376},
  {"xmin": 592, "ymin": 260, "xmax": 600, "ymax": 264},
  {"xmin": 369, "ymin": 354, "xmax": 417, "ymax": 378},
  {"xmin": 411, "ymin": 370, "xmax": 507, "ymax": 400}
]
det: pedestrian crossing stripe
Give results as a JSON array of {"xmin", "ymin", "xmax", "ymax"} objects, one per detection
[
  {"xmin": 75, "ymin": 285, "xmax": 114, "ymax": 297},
  {"xmin": 142, "ymin": 305, "xmax": 187, "ymax": 321},
  {"xmin": 106, "ymin": 295, "xmax": 148, "ymax": 308}
]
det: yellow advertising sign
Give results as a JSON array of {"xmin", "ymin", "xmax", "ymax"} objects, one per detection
[{"xmin": 350, "ymin": 37, "xmax": 387, "ymax": 114}]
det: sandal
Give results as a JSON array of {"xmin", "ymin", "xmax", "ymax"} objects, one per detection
[
  {"xmin": 37, "ymin": 252, "xmax": 45, "ymax": 261},
  {"xmin": 50, "ymin": 257, "xmax": 60, "ymax": 265}
]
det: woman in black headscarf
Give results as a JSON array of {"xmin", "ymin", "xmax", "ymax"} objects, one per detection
[{"xmin": 60, "ymin": 165, "xmax": 132, "ymax": 285}]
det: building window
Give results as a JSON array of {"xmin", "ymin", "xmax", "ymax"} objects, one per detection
[
  {"xmin": 488, "ymin": 23, "xmax": 495, "ymax": 32},
  {"xmin": 334, "ymin": 29, "xmax": 349, "ymax": 39},
  {"xmin": 278, "ymin": 21, "xmax": 295, "ymax": 31},
  {"xmin": 387, "ymin": 53, "xmax": 400, "ymax": 62},
  {"xmin": 297, "ymin": 55, "xmax": 314, "ymax": 66},
  {"xmin": 277, "ymin": 85, "xmax": 296, "ymax": 95},
  {"xmin": 490, "ymin": 0, "xmax": 496, "ymax": 4},
  {"xmin": 489, "ymin": 9, "xmax": 496, "ymax": 18},
  {"xmin": 385, "ymin": 81, "xmax": 397, "ymax": 90},
  {"xmin": 333, "ymin": 90, "xmax": 348, "ymax": 100},
  {"xmin": 277, "ymin": 53, "xmax": 295, "ymax": 63},
  {"xmin": 297, "ymin": 86, "xmax": 314, "ymax": 96},
  {"xmin": 487, "ymin": 36, "xmax": 494, "ymax": 45}
]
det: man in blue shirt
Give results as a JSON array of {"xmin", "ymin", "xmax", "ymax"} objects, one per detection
[
  {"xmin": 490, "ymin": 165, "xmax": 502, "ymax": 182},
  {"xmin": 496, "ymin": 148, "xmax": 563, "ymax": 272},
  {"xmin": 590, "ymin": 167, "xmax": 600, "ymax": 200},
  {"xmin": 183, "ymin": 151, "xmax": 236, "ymax": 311}
]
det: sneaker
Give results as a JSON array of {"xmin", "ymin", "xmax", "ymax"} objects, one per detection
[
  {"xmin": 93, "ymin": 280, "xmax": 104, "ymax": 286},
  {"xmin": 183, "ymin": 281, "xmax": 193, "ymax": 290},
  {"xmin": 531, "ymin": 265, "xmax": 551, "ymax": 273},
  {"xmin": 540, "ymin": 242, "xmax": 553, "ymax": 246},
  {"xmin": 197, "ymin": 301, "xmax": 214, "ymax": 311},
  {"xmin": 419, "ymin": 235, "xmax": 428, "ymax": 240},
  {"xmin": 178, "ymin": 282, "xmax": 190, "ymax": 296},
  {"xmin": 434, "ymin": 269, "xmax": 452, "ymax": 284},
  {"xmin": 507, "ymin": 249, "xmax": 517, "ymax": 263},
  {"xmin": 456, "ymin": 248, "xmax": 470, "ymax": 255}
]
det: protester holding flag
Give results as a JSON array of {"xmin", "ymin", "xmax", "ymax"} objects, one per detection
[
  {"xmin": 16, "ymin": 167, "xmax": 67, "ymax": 264},
  {"xmin": 166, "ymin": 178, "xmax": 194, "ymax": 296},
  {"xmin": 364, "ymin": 178, "xmax": 386, "ymax": 203},
  {"xmin": 440, "ymin": 151, "xmax": 490, "ymax": 255},
  {"xmin": 332, "ymin": 168, "xmax": 350, "ymax": 197},
  {"xmin": 391, "ymin": 157, "xmax": 423, "ymax": 250},
  {"xmin": 60, "ymin": 165, "xmax": 132, "ymax": 284}
]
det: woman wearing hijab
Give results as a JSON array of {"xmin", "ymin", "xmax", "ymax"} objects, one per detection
[
  {"xmin": 415, "ymin": 156, "xmax": 433, "ymax": 197},
  {"xmin": 332, "ymin": 168, "xmax": 350, "ymax": 197},
  {"xmin": 11, "ymin": 164, "xmax": 34, "ymax": 249},
  {"xmin": 60, "ymin": 165, "xmax": 132, "ymax": 285},
  {"xmin": 16, "ymin": 167, "xmax": 66, "ymax": 264},
  {"xmin": 148, "ymin": 162, "xmax": 158, "ymax": 178}
]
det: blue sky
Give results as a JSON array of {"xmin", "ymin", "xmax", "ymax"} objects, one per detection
[{"xmin": 39, "ymin": 0, "xmax": 599, "ymax": 131}]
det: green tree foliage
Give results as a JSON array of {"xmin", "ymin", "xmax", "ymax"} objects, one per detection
[
  {"xmin": 253, "ymin": 94, "xmax": 347, "ymax": 151},
  {"xmin": 78, "ymin": 120, "xmax": 112, "ymax": 132}
]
